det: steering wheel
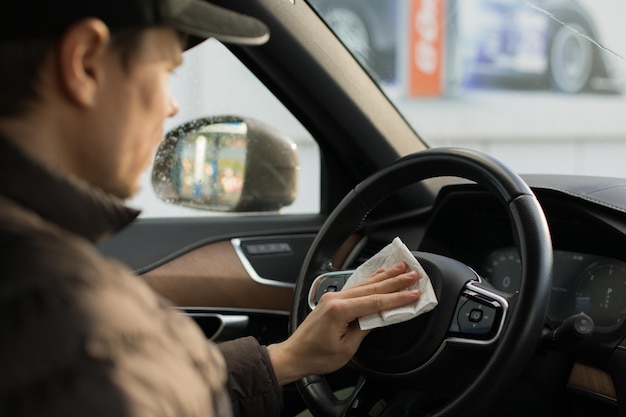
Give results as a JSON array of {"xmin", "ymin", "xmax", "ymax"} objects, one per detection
[{"xmin": 290, "ymin": 148, "xmax": 553, "ymax": 417}]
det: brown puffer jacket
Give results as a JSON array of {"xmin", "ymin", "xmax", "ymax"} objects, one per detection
[{"xmin": 0, "ymin": 137, "xmax": 282, "ymax": 417}]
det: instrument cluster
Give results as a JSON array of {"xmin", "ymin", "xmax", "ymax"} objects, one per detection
[{"xmin": 481, "ymin": 248, "xmax": 626, "ymax": 330}]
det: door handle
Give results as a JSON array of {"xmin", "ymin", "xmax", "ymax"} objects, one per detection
[{"xmin": 187, "ymin": 313, "xmax": 250, "ymax": 342}]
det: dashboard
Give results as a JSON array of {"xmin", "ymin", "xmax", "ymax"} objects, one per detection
[
  {"xmin": 400, "ymin": 176, "xmax": 626, "ymax": 414},
  {"xmin": 417, "ymin": 178, "xmax": 626, "ymax": 341}
]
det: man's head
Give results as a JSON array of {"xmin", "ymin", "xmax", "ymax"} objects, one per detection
[{"xmin": 0, "ymin": 0, "xmax": 269, "ymax": 199}]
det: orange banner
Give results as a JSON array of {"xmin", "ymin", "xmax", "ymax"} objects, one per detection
[{"xmin": 409, "ymin": 0, "xmax": 445, "ymax": 97}]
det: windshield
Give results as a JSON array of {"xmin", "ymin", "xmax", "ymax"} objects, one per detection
[{"xmin": 309, "ymin": 0, "xmax": 626, "ymax": 177}]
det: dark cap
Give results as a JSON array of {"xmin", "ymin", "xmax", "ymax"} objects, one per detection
[{"xmin": 1, "ymin": 0, "xmax": 270, "ymax": 47}]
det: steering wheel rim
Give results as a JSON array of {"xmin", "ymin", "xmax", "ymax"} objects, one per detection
[{"xmin": 291, "ymin": 148, "xmax": 553, "ymax": 416}]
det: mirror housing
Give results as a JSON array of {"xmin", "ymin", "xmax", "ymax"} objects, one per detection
[{"xmin": 152, "ymin": 116, "xmax": 299, "ymax": 212}]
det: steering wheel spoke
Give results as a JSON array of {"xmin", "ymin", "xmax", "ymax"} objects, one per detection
[
  {"xmin": 299, "ymin": 374, "xmax": 385, "ymax": 417},
  {"xmin": 342, "ymin": 375, "xmax": 382, "ymax": 417},
  {"xmin": 446, "ymin": 281, "xmax": 509, "ymax": 346}
]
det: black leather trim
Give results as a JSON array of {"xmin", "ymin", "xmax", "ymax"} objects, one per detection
[{"xmin": 523, "ymin": 174, "xmax": 626, "ymax": 214}]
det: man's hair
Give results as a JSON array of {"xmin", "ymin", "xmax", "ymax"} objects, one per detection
[
  {"xmin": 0, "ymin": 28, "xmax": 146, "ymax": 118},
  {"xmin": 0, "ymin": 38, "xmax": 51, "ymax": 118}
]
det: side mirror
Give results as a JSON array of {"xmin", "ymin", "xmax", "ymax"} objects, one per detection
[{"xmin": 152, "ymin": 116, "xmax": 299, "ymax": 212}]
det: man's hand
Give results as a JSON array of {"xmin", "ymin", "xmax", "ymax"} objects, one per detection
[{"xmin": 267, "ymin": 262, "xmax": 421, "ymax": 385}]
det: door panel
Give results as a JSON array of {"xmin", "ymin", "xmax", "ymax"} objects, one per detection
[
  {"xmin": 99, "ymin": 216, "xmax": 324, "ymax": 273},
  {"xmin": 141, "ymin": 240, "xmax": 294, "ymax": 311},
  {"xmin": 98, "ymin": 216, "xmax": 325, "ymax": 345}
]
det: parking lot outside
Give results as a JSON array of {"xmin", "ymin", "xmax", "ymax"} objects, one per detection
[{"xmin": 395, "ymin": 0, "xmax": 626, "ymax": 177}]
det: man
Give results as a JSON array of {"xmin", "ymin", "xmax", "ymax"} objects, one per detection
[{"xmin": 0, "ymin": 1, "xmax": 422, "ymax": 416}]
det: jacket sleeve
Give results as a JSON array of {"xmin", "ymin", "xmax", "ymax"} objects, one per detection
[{"xmin": 217, "ymin": 337, "xmax": 283, "ymax": 417}]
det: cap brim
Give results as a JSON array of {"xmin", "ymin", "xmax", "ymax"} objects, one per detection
[{"xmin": 167, "ymin": 0, "xmax": 270, "ymax": 48}]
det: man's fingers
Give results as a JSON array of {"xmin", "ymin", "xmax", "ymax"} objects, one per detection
[
  {"xmin": 360, "ymin": 262, "xmax": 408, "ymax": 285},
  {"xmin": 333, "ymin": 288, "xmax": 421, "ymax": 324},
  {"xmin": 339, "ymin": 269, "xmax": 419, "ymax": 299},
  {"xmin": 314, "ymin": 261, "xmax": 422, "ymax": 326}
]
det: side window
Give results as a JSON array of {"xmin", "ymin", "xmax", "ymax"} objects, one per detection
[{"xmin": 129, "ymin": 39, "xmax": 320, "ymax": 217}]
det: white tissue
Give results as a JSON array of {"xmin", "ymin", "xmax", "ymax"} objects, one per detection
[{"xmin": 343, "ymin": 237, "xmax": 438, "ymax": 330}]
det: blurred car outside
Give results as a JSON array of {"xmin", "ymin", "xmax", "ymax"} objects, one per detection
[{"xmin": 459, "ymin": 0, "xmax": 626, "ymax": 94}]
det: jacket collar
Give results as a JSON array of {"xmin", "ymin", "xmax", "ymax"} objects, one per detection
[{"xmin": 0, "ymin": 136, "xmax": 140, "ymax": 243}]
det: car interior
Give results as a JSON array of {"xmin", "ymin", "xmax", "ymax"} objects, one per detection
[{"xmin": 99, "ymin": 0, "xmax": 626, "ymax": 416}]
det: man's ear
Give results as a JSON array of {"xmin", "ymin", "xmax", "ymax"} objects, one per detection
[{"xmin": 57, "ymin": 18, "xmax": 111, "ymax": 108}]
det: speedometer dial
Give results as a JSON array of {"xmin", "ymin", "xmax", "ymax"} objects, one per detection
[
  {"xmin": 482, "ymin": 247, "xmax": 521, "ymax": 293},
  {"xmin": 575, "ymin": 261, "xmax": 626, "ymax": 328}
]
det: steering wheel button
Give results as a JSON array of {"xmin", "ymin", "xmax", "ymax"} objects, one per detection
[
  {"xmin": 309, "ymin": 272, "xmax": 354, "ymax": 309},
  {"xmin": 457, "ymin": 299, "xmax": 498, "ymax": 335},
  {"xmin": 469, "ymin": 309, "xmax": 483, "ymax": 322}
]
